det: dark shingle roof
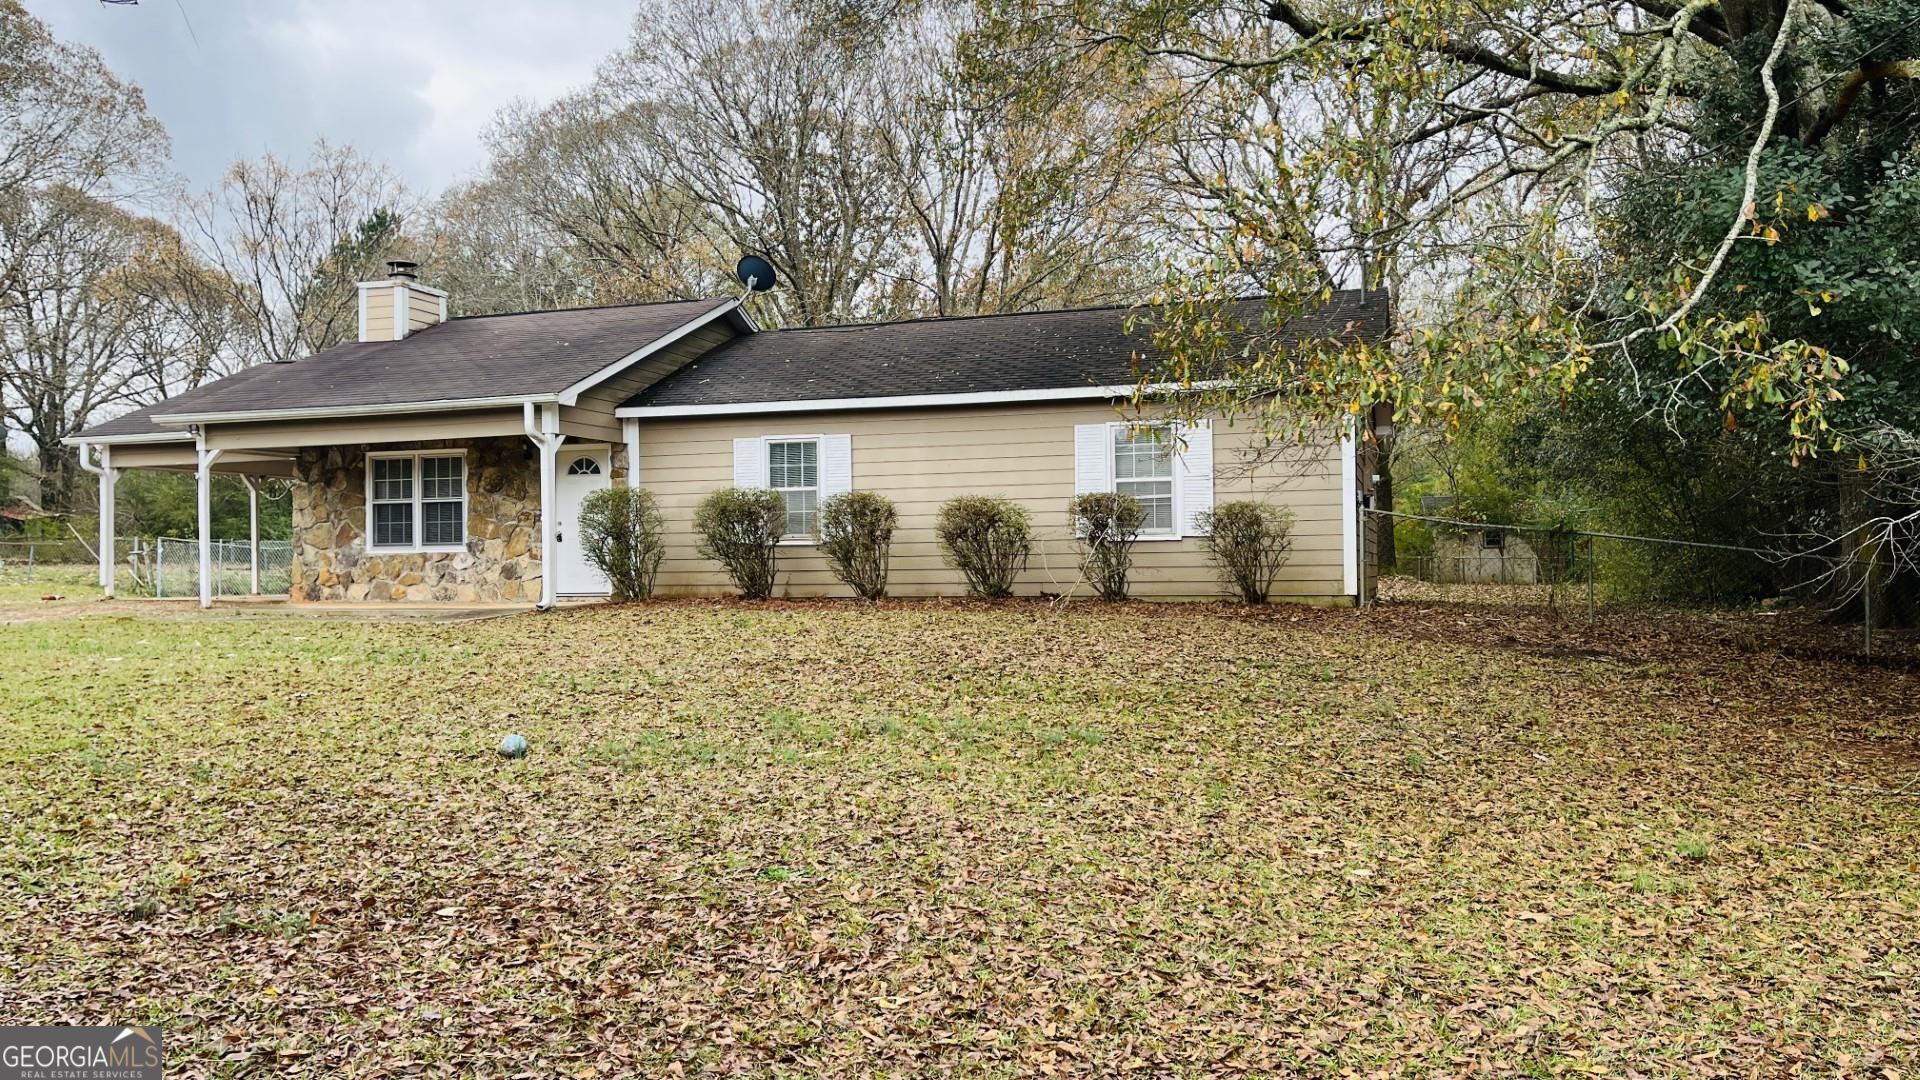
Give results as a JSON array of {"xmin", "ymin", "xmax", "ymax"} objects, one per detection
[
  {"xmin": 628, "ymin": 291, "xmax": 1390, "ymax": 409},
  {"xmin": 79, "ymin": 364, "xmax": 296, "ymax": 439},
  {"xmin": 75, "ymin": 297, "xmax": 733, "ymax": 440}
]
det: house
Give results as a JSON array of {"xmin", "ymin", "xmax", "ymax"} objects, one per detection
[{"xmin": 68, "ymin": 263, "xmax": 1389, "ymax": 607}]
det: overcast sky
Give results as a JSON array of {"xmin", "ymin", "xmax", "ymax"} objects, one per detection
[{"xmin": 25, "ymin": 0, "xmax": 634, "ymax": 195}]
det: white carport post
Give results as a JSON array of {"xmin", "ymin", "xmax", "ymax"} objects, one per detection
[
  {"xmin": 523, "ymin": 401, "xmax": 565, "ymax": 610},
  {"xmin": 242, "ymin": 475, "xmax": 262, "ymax": 594},
  {"xmin": 77, "ymin": 443, "xmax": 119, "ymax": 596},
  {"xmin": 195, "ymin": 432, "xmax": 224, "ymax": 609}
]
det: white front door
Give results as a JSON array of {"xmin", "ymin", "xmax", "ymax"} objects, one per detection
[{"xmin": 555, "ymin": 448, "xmax": 612, "ymax": 595}]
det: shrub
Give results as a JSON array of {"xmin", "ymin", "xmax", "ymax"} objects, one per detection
[
  {"xmin": 576, "ymin": 486, "xmax": 667, "ymax": 600},
  {"xmin": 817, "ymin": 490, "xmax": 896, "ymax": 599},
  {"xmin": 693, "ymin": 487, "xmax": 786, "ymax": 599},
  {"xmin": 935, "ymin": 495, "xmax": 1030, "ymax": 597},
  {"xmin": 1197, "ymin": 501, "xmax": 1294, "ymax": 603},
  {"xmin": 1068, "ymin": 492, "xmax": 1145, "ymax": 601}
]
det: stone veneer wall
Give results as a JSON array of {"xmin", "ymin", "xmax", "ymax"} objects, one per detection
[{"xmin": 289, "ymin": 437, "xmax": 628, "ymax": 603}]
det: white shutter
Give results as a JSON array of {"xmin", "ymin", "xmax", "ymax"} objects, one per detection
[
  {"xmin": 1074, "ymin": 423, "xmax": 1111, "ymax": 494},
  {"xmin": 1176, "ymin": 421, "xmax": 1215, "ymax": 537},
  {"xmin": 733, "ymin": 437, "xmax": 766, "ymax": 489},
  {"xmin": 821, "ymin": 434, "xmax": 853, "ymax": 499}
]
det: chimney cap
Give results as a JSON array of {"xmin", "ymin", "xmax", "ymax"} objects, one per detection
[{"xmin": 386, "ymin": 259, "xmax": 419, "ymax": 280}]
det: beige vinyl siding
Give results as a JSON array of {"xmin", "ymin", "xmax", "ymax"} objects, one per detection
[
  {"xmin": 405, "ymin": 285, "xmax": 442, "ymax": 333},
  {"xmin": 105, "ymin": 444, "xmax": 196, "ymax": 470},
  {"xmin": 104, "ymin": 443, "xmax": 296, "ymax": 476},
  {"xmin": 204, "ymin": 409, "xmax": 524, "ymax": 452},
  {"xmin": 638, "ymin": 400, "xmax": 1351, "ymax": 601},
  {"xmin": 559, "ymin": 322, "xmax": 738, "ymax": 443},
  {"xmin": 361, "ymin": 297, "xmax": 394, "ymax": 342}
]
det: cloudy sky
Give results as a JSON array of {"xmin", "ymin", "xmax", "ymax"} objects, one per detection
[{"xmin": 25, "ymin": 0, "xmax": 635, "ymax": 194}]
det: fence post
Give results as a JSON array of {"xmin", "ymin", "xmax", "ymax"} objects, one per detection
[
  {"xmin": 26, "ymin": 543, "xmax": 34, "ymax": 582},
  {"xmin": 1586, "ymin": 536, "xmax": 1596, "ymax": 622}
]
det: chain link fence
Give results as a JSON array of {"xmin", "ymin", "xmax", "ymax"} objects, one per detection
[
  {"xmin": 0, "ymin": 536, "xmax": 292, "ymax": 598},
  {"xmin": 147, "ymin": 536, "xmax": 292, "ymax": 599},
  {"xmin": 1373, "ymin": 509, "xmax": 1910, "ymax": 661}
]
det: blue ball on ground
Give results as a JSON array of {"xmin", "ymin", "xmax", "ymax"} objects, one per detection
[{"xmin": 497, "ymin": 733, "xmax": 529, "ymax": 759}]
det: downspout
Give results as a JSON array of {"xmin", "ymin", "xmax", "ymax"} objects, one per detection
[
  {"xmin": 1340, "ymin": 417, "xmax": 1360, "ymax": 604},
  {"xmin": 76, "ymin": 442, "xmax": 116, "ymax": 596}
]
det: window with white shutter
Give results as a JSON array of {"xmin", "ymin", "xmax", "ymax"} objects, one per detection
[
  {"xmin": 730, "ymin": 434, "xmax": 854, "ymax": 540},
  {"xmin": 1072, "ymin": 421, "xmax": 1214, "ymax": 539}
]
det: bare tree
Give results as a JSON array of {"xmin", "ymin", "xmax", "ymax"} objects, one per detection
[
  {"xmin": 416, "ymin": 178, "xmax": 600, "ymax": 316},
  {"xmin": 0, "ymin": 188, "xmax": 165, "ymax": 508},
  {"xmin": 185, "ymin": 141, "xmax": 410, "ymax": 365},
  {"xmin": 604, "ymin": 0, "xmax": 908, "ymax": 327},
  {"xmin": 867, "ymin": 9, "xmax": 1158, "ymax": 316},
  {"xmin": 0, "ymin": 0, "xmax": 173, "ymax": 507},
  {"xmin": 480, "ymin": 94, "xmax": 731, "ymax": 307},
  {"xmin": 0, "ymin": 1, "xmax": 169, "ymax": 206}
]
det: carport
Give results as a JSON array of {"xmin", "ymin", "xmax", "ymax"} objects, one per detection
[{"xmin": 69, "ymin": 430, "xmax": 296, "ymax": 606}]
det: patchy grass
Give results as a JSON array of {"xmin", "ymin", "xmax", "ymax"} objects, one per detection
[
  {"xmin": 1, "ymin": 599, "xmax": 1916, "ymax": 1076},
  {"xmin": 0, "ymin": 560, "xmax": 97, "ymax": 605}
]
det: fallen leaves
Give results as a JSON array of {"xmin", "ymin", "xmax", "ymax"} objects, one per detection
[{"xmin": 0, "ymin": 597, "xmax": 1916, "ymax": 1076}]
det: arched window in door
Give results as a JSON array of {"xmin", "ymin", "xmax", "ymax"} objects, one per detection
[{"xmin": 566, "ymin": 457, "xmax": 603, "ymax": 476}]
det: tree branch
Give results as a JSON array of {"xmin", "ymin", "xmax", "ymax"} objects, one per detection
[{"xmin": 1802, "ymin": 59, "xmax": 1919, "ymax": 146}]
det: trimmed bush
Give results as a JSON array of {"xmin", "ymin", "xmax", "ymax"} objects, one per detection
[
  {"xmin": 576, "ymin": 486, "xmax": 667, "ymax": 601},
  {"xmin": 694, "ymin": 487, "xmax": 787, "ymax": 599},
  {"xmin": 1069, "ymin": 491, "xmax": 1145, "ymax": 601},
  {"xmin": 1197, "ymin": 501, "xmax": 1295, "ymax": 603},
  {"xmin": 935, "ymin": 495, "xmax": 1030, "ymax": 598},
  {"xmin": 817, "ymin": 490, "xmax": 896, "ymax": 600}
]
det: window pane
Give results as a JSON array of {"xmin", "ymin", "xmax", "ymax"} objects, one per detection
[
  {"xmin": 422, "ymin": 500, "xmax": 464, "ymax": 546},
  {"xmin": 768, "ymin": 440, "xmax": 818, "ymax": 488},
  {"xmin": 781, "ymin": 488, "xmax": 818, "ymax": 537},
  {"xmin": 1117, "ymin": 479, "xmax": 1174, "ymax": 533},
  {"xmin": 372, "ymin": 457, "xmax": 413, "ymax": 501},
  {"xmin": 1113, "ymin": 427, "xmax": 1172, "ymax": 481},
  {"xmin": 421, "ymin": 455, "xmax": 463, "ymax": 500},
  {"xmin": 372, "ymin": 502, "xmax": 414, "ymax": 547}
]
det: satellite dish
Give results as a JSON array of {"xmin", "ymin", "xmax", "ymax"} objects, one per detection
[{"xmin": 735, "ymin": 255, "xmax": 777, "ymax": 293}]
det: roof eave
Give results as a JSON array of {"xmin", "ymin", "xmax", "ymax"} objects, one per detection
[
  {"xmin": 152, "ymin": 393, "xmax": 560, "ymax": 427},
  {"xmin": 616, "ymin": 381, "xmax": 1231, "ymax": 419},
  {"xmin": 63, "ymin": 430, "xmax": 195, "ymax": 447}
]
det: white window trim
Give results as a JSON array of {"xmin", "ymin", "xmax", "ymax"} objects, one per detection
[
  {"xmin": 762, "ymin": 434, "xmax": 823, "ymax": 544},
  {"xmin": 364, "ymin": 449, "xmax": 470, "ymax": 554},
  {"xmin": 1107, "ymin": 422, "xmax": 1182, "ymax": 542}
]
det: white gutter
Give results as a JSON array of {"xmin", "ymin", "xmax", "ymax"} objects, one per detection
[
  {"xmin": 556, "ymin": 298, "xmax": 744, "ymax": 406},
  {"xmin": 60, "ymin": 430, "xmax": 195, "ymax": 446},
  {"xmin": 156, "ymin": 394, "xmax": 555, "ymax": 426},
  {"xmin": 615, "ymin": 381, "xmax": 1231, "ymax": 419}
]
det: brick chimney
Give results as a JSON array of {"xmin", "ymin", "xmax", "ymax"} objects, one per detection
[{"xmin": 356, "ymin": 260, "xmax": 448, "ymax": 343}]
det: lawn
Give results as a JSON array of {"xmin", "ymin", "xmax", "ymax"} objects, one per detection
[{"xmin": 1, "ymin": 599, "xmax": 1915, "ymax": 1076}]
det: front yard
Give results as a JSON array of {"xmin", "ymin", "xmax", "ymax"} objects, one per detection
[{"xmin": 1, "ymin": 599, "xmax": 1915, "ymax": 1075}]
